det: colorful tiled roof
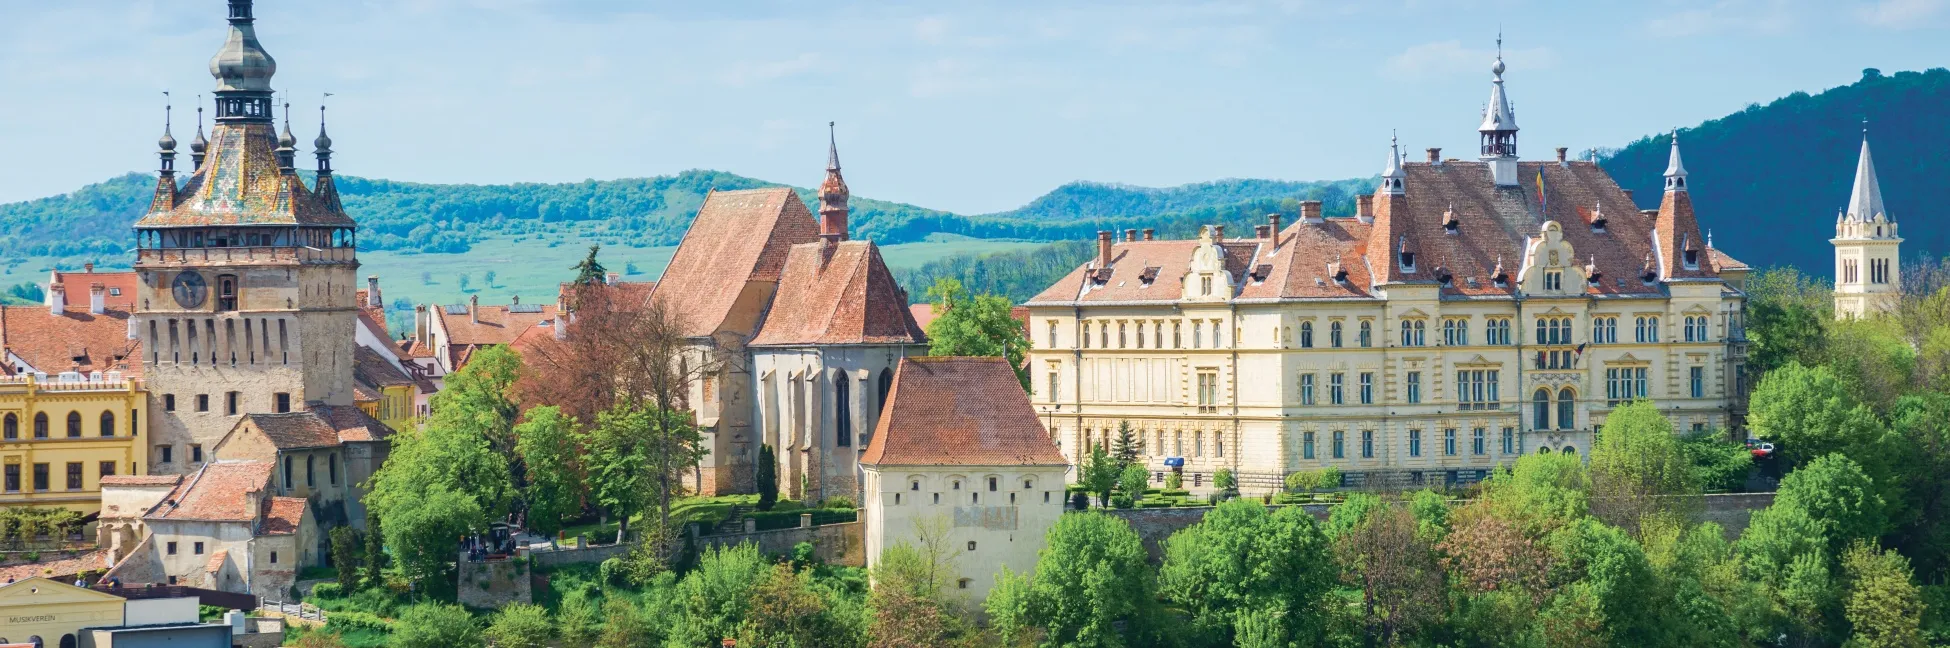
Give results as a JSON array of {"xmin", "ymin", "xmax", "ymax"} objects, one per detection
[
  {"xmin": 257, "ymin": 497, "xmax": 307, "ymax": 536},
  {"xmin": 861, "ymin": 357, "xmax": 1064, "ymax": 467},
  {"xmin": 0, "ymin": 306, "xmax": 141, "ymax": 377},
  {"xmin": 751, "ymin": 240, "xmax": 927, "ymax": 347},
  {"xmin": 134, "ymin": 121, "xmax": 354, "ymax": 229},
  {"xmin": 653, "ymin": 188, "xmax": 821, "ymax": 339},
  {"xmin": 1028, "ymin": 160, "xmax": 1719, "ymax": 305},
  {"xmin": 147, "ymin": 461, "xmax": 274, "ymax": 522}
]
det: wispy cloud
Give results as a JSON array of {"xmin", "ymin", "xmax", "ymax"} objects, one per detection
[
  {"xmin": 1856, "ymin": 0, "xmax": 1947, "ymax": 28},
  {"xmin": 1384, "ymin": 40, "xmax": 1553, "ymax": 80},
  {"xmin": 719, "ymin": 53, "xmax": 822, "ymax": 88},
  {"xmin": 1643, "ymin": 0, "xmax": 1797, "ymax": 37}
]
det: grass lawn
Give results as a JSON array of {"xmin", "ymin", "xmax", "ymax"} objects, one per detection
[{"xmin": 554, "ymin": 494, "xmax": 763, "ymax": 547}]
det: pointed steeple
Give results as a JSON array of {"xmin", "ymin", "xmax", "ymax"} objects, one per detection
[
  {"xmin": 190, "ymin": 104, "xmax": 208, "ymax": 170},
  {"xmin": 1380, "ymin": 131, "xmax": 1406, "ymax": 195},
  {"xmin": 1844, "ymin": 126, "xmax": 1887, "ymax": 223},
  {"xmin": 1479, "ymin": 33, "xmax": 1520, "ymax": 186},
  {"xmin": 1663, "ymin": 129, "xmax": 1688, "ymax": 192},
  {"xmin": 157, "ymin": 102, "xmax": 178, "ymax": 177},
  {"xmin": 314, "ymin": 103, "xmax": 334, "ymax": 174},
  {"xmin": 818, "ymin": 121, "xmax": 850, "ymax": 243},
  {"xmin": 210, "ymin": 0, "xmax": 277, "ymax": 122},
  {"xmin": 275, "ymin": 102, "xmax": 297, "ymax": 172}
]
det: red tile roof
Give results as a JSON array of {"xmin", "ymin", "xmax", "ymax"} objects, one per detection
[
  {"xmin": 436, "ymin": 303, "xmax": 558, "ymax": 348},
  {"xmin": 204, "ymin": 548, "xmax": 229, "ymax": 573},
  {"xmin": 751, "ymin": 240, "xmax": 927, "ymax": 347},
  {"xmin": 147, "ymin": 462, "xmax": 274, "ymax": 522},
  {"xmin": 0, "ymin": 306, "xmax": 141, "ymax": 376},
  {"xmin": 257, "ymin": 497, "xmax": 307, "ymax": 536},
  {"xmin": 653, "ymin": 188, "xmax": 820, "ymax": 338},
  {"xmin": 1708, "ymin": 247, "xmax": 1748, "ymax": 271},
  {"xmin": 354, "ymin": 291, "xmax": 408, "ymax": 358},
  {"xmin": 50, "ymin": 269, "xmax": 139, "ymax": 312},
  {"xmin": 861, "ymin": 357, "xmax": 1064, "ymax": 467},
  {"xmin": 239, "ymin": 404, "xmax": 392, "ymax": 450},
  {"xmin": 353, "ymin": 347, "xmax": 413, "ymax": 389},
  {"xmin": 909, "ymin": 304, "xmax": 938, "ymax": 332},
  {"xmin": 1028, "ymin": 161, "xmax": 1720, "ymax": 305}
]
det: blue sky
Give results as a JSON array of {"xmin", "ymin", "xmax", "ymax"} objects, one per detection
[{"xmin": 1, "ymin": 0, "xmax": 1946, "ymax": 213}]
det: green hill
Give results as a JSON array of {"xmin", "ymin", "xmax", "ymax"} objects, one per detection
[{"xmin": 1602, "ymin": 67, "xmax": 1950, "ymax": 273}]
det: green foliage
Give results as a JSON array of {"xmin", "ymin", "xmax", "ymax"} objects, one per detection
[
  {"xmin": 1164, "ymin": 471, "xmax": 1182, "ymax": 490},
  {"xmin": 1750, "ymin": 361, "xmax": 1894, "ymax": 468},
  {"xmin": 378, "ymin": 485, "xmax": 483, "ymax": 581},
  {"xmin": 1079, "ymin": 446, "xmax": 1118, "ymax": 507},
  {"xmin": 484, "ymin": 603, "xmax": 553, "ymax": 648},
  {"xmin": 666, "ymin": 542, "xmax": 772, "ymax": 646},
  {"xmin": 1744, "ymin": 267, "xmax": 1832, "ymax": 373},
  {"xmin": 558, "ymin": 589, "xmax": 601, "ymax": 646},
  {"xmin": 994, "ymin": 511, "xmax": 1158, "ymax": 646},
  {"xmin": 1478, "ymin": 452, "xmax": 1592, "ymax": 536},
  {"xmin": 756, "ymin": 444, "xmax": 779, "ymax": 511},
  {"xmin": 390, "ymin": 603, "xmax": 480, "ymax": 648},
  {"xmin": 1213, "ymin": 468, "xmax": 1237, "ymax": 496},
  {"xmin": 579, "ymin": 400, "xmax": 703, "ymax": 543},
  {"xmin": 571, "ymin": 244, "xmax": 607, "ymax": 285},
  {"xmin": 1158, "ymin": 500, "xmax": 1337, "ymax": 644},
  {"xmin": 1588, "ymin": 401, "xmax": 1698, "ymax": 533},
  {"xmin": 362, "ymin": 508, "xmax": 385, "ymax": 588},
  {"xmin": 1110, "ymin": 420, "xmax": 1140, "ymax": 469},
  {"xmin": 1117, "ymin": 464, "xmax": 1148, "ymax": 501},
  {"xmin": 328, "ymin": 527, "xmax": 362, "ymax": 592},
  {"xmin": 1887, "ymin": 392, "xmax": 1950, "ymax": 580},
  {"xmin": 1841, "ymin": 541, "xmax": 1928, "ymax": 648},
  {"xmin": 923, "ymin": 278, "xmax": 1031, "ymax": 389},
  {"xmin": 322, "ymin": 610, "xmax": 392, "ymax": 633},
  {"xmin": 513, "ymin": 406, "xmax": 581, "ymax": 536},
  {"xmin": 1679, "ymin": 429, "xmax": 1754, "ymax": 493},
  {"xmin": 0, "ymin": 506, "xmax": 85, "ymax": 549},
  {"xmin": 1284, "ymin": 466, "xmax": 1341, "ymax": 492},
  {"xmin": 1780, "ymin": 454, "xmax": 1888, "ymax": 556}
]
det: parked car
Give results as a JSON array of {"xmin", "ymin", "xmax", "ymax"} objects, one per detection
[{"xmin": 1744, "ymin": 439, "xmax": 1776, "ymax": 458}]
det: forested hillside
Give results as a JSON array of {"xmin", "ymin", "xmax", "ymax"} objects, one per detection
[{"xmin": 1604, "ymin": 67, "xmax": 1950, "ymax": 272}]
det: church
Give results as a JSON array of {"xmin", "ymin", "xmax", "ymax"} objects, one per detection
[{"xmin": 1023, "ymin": 49, "xmax": 1755, "ymax": 493}]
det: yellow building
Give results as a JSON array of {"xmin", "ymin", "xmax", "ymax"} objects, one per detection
[
  {"xmin": 353, "ymin": 347, "xmax": 419, "ymax": 433},
  {"xmin": 0, "ymin": 302, "xmax": 147, "ymax": 515},
  {"xmin": 0, "ymin": 577, "xmax": 127, "ymax": 648}
]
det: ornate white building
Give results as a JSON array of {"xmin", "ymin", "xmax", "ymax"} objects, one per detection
[
  {"xmin": 1023, "ymin": 52, "xmax": 1753, "ymax": 493},
  {"xmin": 1833, "ymin": 130, "xmax": 1902, "ymax": 319}
]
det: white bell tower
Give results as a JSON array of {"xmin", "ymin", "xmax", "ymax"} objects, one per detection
[{"xmin": 1832, "ymin": 126, "xmax": 1901, "ymax": 319}]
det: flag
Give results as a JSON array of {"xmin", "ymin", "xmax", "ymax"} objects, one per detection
[{"xmin": 1536, "ymin": 168, "xmax": 1547, "ymax": 211}]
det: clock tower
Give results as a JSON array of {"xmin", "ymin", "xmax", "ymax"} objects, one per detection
[{"xmin": 135, "ymin": 0, "xmax": 360, "ymax": 474}]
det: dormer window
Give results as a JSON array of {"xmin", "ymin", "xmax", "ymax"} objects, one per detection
[
  {"xmin": 1641, "ymin": 269, "xmax": 1659, "ymax": 284},
  {"xmin": 1400, "ymin": 251, "xmax": 1415, "ymax": 271},
  {"xmin": 1543, "ymin": 271, "xmax": 1562, "ymax": 291},
  {"xmin": 1587, "ymin": 271, "xmax": 1603, "ymax": 287},
  {"xmin": 1492, "ymin": 273, "xmax": 1509, "ymax": 289},
  {"xmin": 1139, "ymin": 266, "xmax": 1160, "ymax": 287},
  {"xmin": 1201, "ymin": 276, "xmax": 1213, "ymax": 296},
  {"xmin": 1437, "ymin": 269, "xmax": 1454, "ymax": 288},
  {"xmin": 1683, "ymin": 249, "xmax": 1699, "ymax": 269},
  {"xmin": 1442, "ymin": 205, "xmax": 1459, "ymax": 235}
]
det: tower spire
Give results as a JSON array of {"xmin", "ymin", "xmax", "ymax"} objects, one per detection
[
  {"xmin": 190, "ymin": 99, "xmax": 208, "ymax": 170},
  {"xmin": 1380, "ymin": 130, "xmax": 1405, "ymax": 195},
  {"xmin": 314, "ymin": 97, "xmax": 334, "ymax": 175},
  {"xmin": 157, "ymin": 96, "xmax": 178, "ymax": 176},
  {"xmin": 818, "ymin": 121, "xmax": 850, "ymax": 243},
  {"xmin": 276, "ymin": 101, "xmax": 297, "ymax": 172},
  {"xmin": 210, "ymin": 0, "xmax": 276, "ymax": 122},
  {"xmin": 1844, "ymin": 123, "xmax": 1887, "ymax": 223},
  {"xmin": 1663, "ymin": 129, "xmax": 1688, "ymax": 192},
  {"xmin": 1479, "ymin": 33, "xmax": 1519, "ymax": 186}
]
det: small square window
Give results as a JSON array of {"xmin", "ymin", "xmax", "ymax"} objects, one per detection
[
  {"xmin": 163, "ymin": 394, "xmax": 176, "ymax": 412},
  {"xmin": 191, "ymin": 445, "xmax": 204, "ymax": 463},
  {"xmin": 271, "ymin": 551, "xmax": 279, "ymax": 564},
  {"xmin": 194, "ymin": 541, "xmax": 204, "ymax": 554},
  {"xmin": 194, "ymin": 394, "xmax": 210, "ymax": 412},
  {"xmin": 967, "ymin": 541, "xmax": 977, "ymax": 551},
  {"xmin": 167, "ymin": 542, "xmax": 178, "ymax": 555},
  {"xmin": 958, "ymin": 578, "xmax": 971, "ymax": 590}
]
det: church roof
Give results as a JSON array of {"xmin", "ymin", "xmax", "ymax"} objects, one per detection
[
  {"xmin": 750, "ymin": 240, "xmax": 927, "ymax": 347},
  {"xmin": 861, "ymin": 357, "xmax": 1064, "ymax": 467},
  {"xmin": 653, "ymin": 188, "xmax": 821, "ymax": 339},
  {"xmin": 1844, "ymin": 134, "xmax": 1888, "ymax": 222}
]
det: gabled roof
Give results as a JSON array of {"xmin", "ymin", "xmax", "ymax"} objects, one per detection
[
  {"xmin": 0, "ymin": 552, "xmax": 112, "ymax": 585},
  {"xmin": 435, "ymin": 303, "xmax": 559, "ymax": 348},
  {"xmin": 354, "ymin": 291, "xmax": 407, "ymax": 358},
  {"xmin": 134, "ymin": 121, "xmax": 355, "ymax": 229},
  {"xmin": 1026, "ymin": 239, "xmax": 1259, "ymax": 305},
  {"xmin": 0, "ymin": 306, "xmax": 141, "ymax": 376},
  {"xmin": 257, "ymin": 497, "xmax": 307, "ymax": 536},
  {"xmin": 1708, "ymin": 248, "xmax": 1748, "ymax": 271},
  {"xmin": 237, "ymin": 404, "xmax": 392, "ymax": 450},
  {"xmin": 861, "ymin": 357, "xmax": 1064, "ymax": 467},
  {"xmin": 653, "ymin": 188, "xmax": 821, "ymax": 338},
  {"xmin": 751, "ymin": 240, "xmax": 927, "ymax": 347},
  {"xmin": 146, "ymin": 461, "xmax": 274, "ymax": 523},
  {"xmin": 353, "ymin": 347, "xmax": 413, "ymax": 389},
  {"xmin": 49, "ymin": 269, "xmax": 139, "ymax": 311}
]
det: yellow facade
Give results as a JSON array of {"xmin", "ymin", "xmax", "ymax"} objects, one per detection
[
  {"xmin": 0, "ymin": 577, "xmax": 126, "ymax": 647},
  {"xmin": 0, "ymin": 376, "xmax": 147, "ymax": 515},
  {"xmin": 355, "ymin": 383, "xmax": 418, "ymax": 433}
]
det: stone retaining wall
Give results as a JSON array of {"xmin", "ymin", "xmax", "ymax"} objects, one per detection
[
  {"xmin": 456, "ymin": 554, "xmax": 532, "ymax": 610},
  {"xmin": 694, "ymin": 521, "xmax": 865, "ymax": 567}
]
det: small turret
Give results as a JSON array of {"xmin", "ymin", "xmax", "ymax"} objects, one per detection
[
  {"xmin": 190, "ymin": 105, "xmax": 209, "ymax": 170},
  {"xmin": 1663, "ymin": 130, "xmax": 1688, "ymax": 193},
  {"xmin": 275, "ymin": 103, "xmax": 297, "ymax": 172},
  {"xmin": 818, "ymin": 121, "xmax": 850, "ymax": 243}
]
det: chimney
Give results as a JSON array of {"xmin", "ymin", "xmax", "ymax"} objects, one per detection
[
  {"xmin": 511, "ymin": 295, "xmax": 520, "ymax": 306},
  {"xmin": 1300, "ymin": 200, "xmax": 1323, "ymax": 224},
  {"xmin": 1142, "ymin": 228, "xmax": 1155, "ymax": 241},
  {"xmin": 1267, "ymin": 213, "xmax": 1282, "ymax": 238},
  {"xmin": 48, "ymin": 283, "xmax": 65, "ymax": 315},
  {"xmin": 1096, "ymin": 231, "xmax": 1113, "ymax": 267},
  {"xmin": 366, "ymin": 276, "xmax": 381, "ymax": 307},
  {"xmin": 1426, "ymin": 148, "xmax": 1441, "ymax": 164},
  {"xmin": 606, "ymin": 272, "xmax": 620, "ymax": 285},
  {"xmin": 469, "ymin": 295, "xmax": 479, "ymax": 324},
  {"xmin": 1212, "ymin": 225, "xmax": 1225, "ymax": 240},
  {"xmin": 553, "ymin": 314, "xmax": 568, "ymax": 340},
  {"xmin": 1622, "ymin": 189, "xmax": 1635, "ymax": 203},
  {"xmin": 1356, "ymin": 195, "xmax": 1375, "ymax": 223},
  {"xmin": 1555, "ymin": 147, "xmax": 1568, "ymax": 164},
  {"xmin": 1254, "ymin": 225, "xmax": 1272, "ymax": 239},
  {"xmin": 1124, "ymin": 229, "xmax": 1138, "ymax": 242},
  {"xmin": 89, "ymin": 283, "xmax": 106, "ymax": 315},
  {"xmin": 414, "ymin": 304, "xmax": 429, "ymax": 346},
  {"xmin": 84, "ymin": 262, "xmax": 94, "ymax": 274}
]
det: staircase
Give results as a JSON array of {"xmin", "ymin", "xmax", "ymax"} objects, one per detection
[{"xmin": 712, "ymin": 505, "xmax": 752, "ymax": 535}]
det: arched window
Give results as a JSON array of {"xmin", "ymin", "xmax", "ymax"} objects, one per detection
[
  {"xmin": 61, "ymin": 634, "xmax": 77, "ymax": 648},
  {"xmin": 1299, "ymin": 322, "xmax": 1313, "ymax": 348},
  {"xmin": 834, "ymin": 373, "xmax": 852, "ymax": 448},
  {"xmin": 1358, "ymin": 320, "xmax": 1372, "ymax": 347},
  {"xmin": 2, "ymin": 413, "xmax": 14, "ymax": 439},
  {"xmin": 306, "ymin": 456, "xmax": 315, "ymax": 487},
  {"xmin": 34, "ymin": 412, "xmax": 48, "ymax": 438},
  {"xmin": 1329, "ymin": 321, "xmax": 1343, "ymax": 348},
  {"xmin": 100, "ymin": 411, "xmax": 115, "ymax": 437},
  {"xmin": 1558, "ymin": 388, "xmax": 1576, "ymax": 430},
  {"xmin": 1533, "ymin": 388, "xmax": 1551, "ymax": 430},
  {"xmin": 877, "ymin": 368, "xmax": 894, "ymax": 416},
  {"xmin": 66, "ymin": 411, "xmax": 82, "ymax": 438},
  {"xmin": 1562, "ymin": 445, "xmax": 1577, "ymax": 456},
  {"xmin": 283, "ymin": 456, "xmax": 293, "ymax": 490}
]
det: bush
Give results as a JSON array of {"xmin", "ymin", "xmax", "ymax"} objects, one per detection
[
  {"xmin": 598, "ymin": 556, "xmax": 626, "ymax": 586},
  {"xmin": 756, "ymin": 445, "xmax": 779, "ymax": 511},
  {"xmin": 1112, "ymin": 494, "xmax": 1135, "ymax": 509},
  {"xmin": 323, "ymin": 610, "xmax": 391, "ymax": 633},
  {"xmin": 1137, "ymin": 499, "xmax": 1175, "ymax": 508},
  {"xmin": 309, "ymin": 582, "xmax": 343, "ymax": 599},
  {"xmin": 821, "ymin": 495, "xmax": 856, "ymax": 510},
  {"xmin": 1165, "ymin": 471, "xmax": 1183, "ymax": 490},
  {"xmin": 391, "ymin": 603, "xmax": 478, "ymax": 648},
  {"xmin": 1160, "ymin": 488, "xmax": 1191, "ymax": 498},
  {"xmin": 1070, "ymin": 492, "xmax": 1090, "ymax": 510}
]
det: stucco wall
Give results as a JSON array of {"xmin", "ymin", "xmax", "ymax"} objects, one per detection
[{"xmin": 751, "ymin": 344, "xmax": 921, "ymax": 504}]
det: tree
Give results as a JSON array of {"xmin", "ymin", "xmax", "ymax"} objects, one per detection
[
  {"xmin": 996, "ymin": 511, "xmax": 1158, "ymax": 646},
  {"xmin": 736, "ymin": 564, "xmax": 855, "ymax": 648},
  {"xmin": 1336, "ymin": 504, "xmax": 1447, "ymax": 645},
  {"xmin": 597, "ymin": 598, "xmax": 652, "ymax": 648},
  {"xmin": 756, "ymin": 444, "xmax": 780, "ymax": 511},
  {"xmin": 579, "ymin": 400, "xmax": 701, "ymax": 544},
  {"xmin": 484, "ymin": 603, "xmax": 552, "ymax": 648},
  {"xmin": 1744, "ymin": 267, "xmax": 1830, "ymax": 374},
  {"xmin": 1748, "ymin": 361, "xmax": 1891, "ymax": 467},
  {"xmin": 667, "ymin": 542, "xmax": 771, "ymax": 647},
  {"xmin": 328, "ymin": 527, "xmax": 361, "ymax": 593},
  {"xmin": 458, "ymin": 274, "xmax": 471, "ymax": 291},
  {"xmin": 924, "ymin": 277, "xmax": 1030, "ymax": 390},
  {"xmin": 513, "ymin": 406, "xmax": 581, "ymax": 537},
  {"xmin": 1110, "ymin": 420, "xmax": 1140, "ymax": 469},
  {"xmin": 1886, "ymin": 392, "xmax": 1950, "ymax": 580},
  {"xmin": 363, "ymin": 507, "xmax": 384, "ymax": 587},
  {"xmin": 1841, "ymin": 541, "xmax": 1927, "ymax": 648},
  {"xmin": 572, "ymin": 244, "xmax": 607, "ymax": 285},
  {"xmin": 420, "ymin": 271, "xmax": 432, "ymax": 286},
  {"xmin": 871, "ymin": 542, "xmax": 972, "ymax": 647},
  {"xmin": 1478, "ymin": 450, "xmax": 1592, "ymax": 536},
  {"xmin": 484, "ymin": 270, "xmax": 498, "ymax": 288},
  {"xmin": 377, "ymin": 485, "xmax": 483, "ymax": 582},
  {"xmin": 1587, "ymin": 401, "xmax": 1697, "ymax": 535},
  {"xmin": 1214, "ymin": 468, "xmax": 1238, "ymax": 500},
  {"xmin": 1158, "ymin": 500, "xmax": 1338, "ymax": 644},
  {"xmin": 1437, "ymin": 504, "xmax": 1552, "ymax": 603},
  {"xmin": 1080, "ymin": 446, "xmax": 1118, "ymax": 507},
  {"xmin": 392, "ymin": 603, "xmax": 481, "ymax": 648},
  {"xmin": 1779, "ymin": 454, "xmax": 1888, "ymax": 557},
  {"xmin": 1118, "ymin": 464, "xmax": 1149, "ymax": 505},
  {"xmin": 559, "ymin": 589, "xmax": 601, "ymax": 646}
]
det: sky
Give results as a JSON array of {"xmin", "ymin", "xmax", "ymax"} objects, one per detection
[{"xmin": 1, "ymin": 0, "xmax": 1946, "ymax": 214}]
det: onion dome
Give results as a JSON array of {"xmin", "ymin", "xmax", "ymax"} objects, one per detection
[
  {"xmin": 158, "ymin": 125, "xmax": 178, "ymax": 152},
  {"xmin": 209, "ymin": 1, "xmax": 277, "ymax": 93},
  {"xmin": 190, "ymin": 126, "xmax": 208, "ymax": 154}
]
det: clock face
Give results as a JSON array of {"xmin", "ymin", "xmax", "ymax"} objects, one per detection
[{"xmin": 171, "ymin": 271, "xmax": 208, "ymax": 309}]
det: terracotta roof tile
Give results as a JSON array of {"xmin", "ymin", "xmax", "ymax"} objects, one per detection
[
  {"xmin": 862, "ymin": 357, "xmax": 1064, "ymax": 467},
  {"xmin": 751, "ymin": 240, "xmax": 927, "ymax": 346},
  {"xmin": 204, "ymin": 548, "xmax": 229, "ymax": 573},
  {"xmin": 909, "ymin": 304, "xmax": 938, "ymax": 332},
  {"xmin": 653, "ymin": 188, "xmax": 820, "ymax": 338},
  {"xmin": 0, "ymin": 306, "xmax": 141, "ymax": 376},
  {"xmin": 49, "ymin": 270, "xmax": 139, "ymax": 312},
  {"xmin": 507, "ymin": 322, "xmax": 555, "ymax": 356},
  {"xmin": 147, "ymin": 461, "xmax": 274, "ymax": 522},
  {"xmin": 99, "ymin": 475, "xmax": 183, "ymax": 487},
  {"xmin": 134, "ymin": 122, "xmax": 355, "ymax": 228},
  {"xmin": 436, "ymin": 303, "xmax": 558, "ymax": 348},
  {"xmin": 241, "ymin": 404, "xmax": 392, "ymax": 450},
  {"xmin": 353, "ymin": 347, "xmax": 413, "ymax": 388},
  {"xmin": 1708, "ymin": 247, "xmax": 1748, "ymax": 271},
  {"xmin": 257, "ymin": 497, "xmax": 306, "ymax": 536},
  {"xmin": 1027, "ymin": 239, "xmax": 1260, "ymax": 304}
]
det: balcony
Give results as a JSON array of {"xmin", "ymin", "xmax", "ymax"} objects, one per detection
[{"xmin": 136, "ymin": 245, "xmax": 355, "ymax": 267}]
